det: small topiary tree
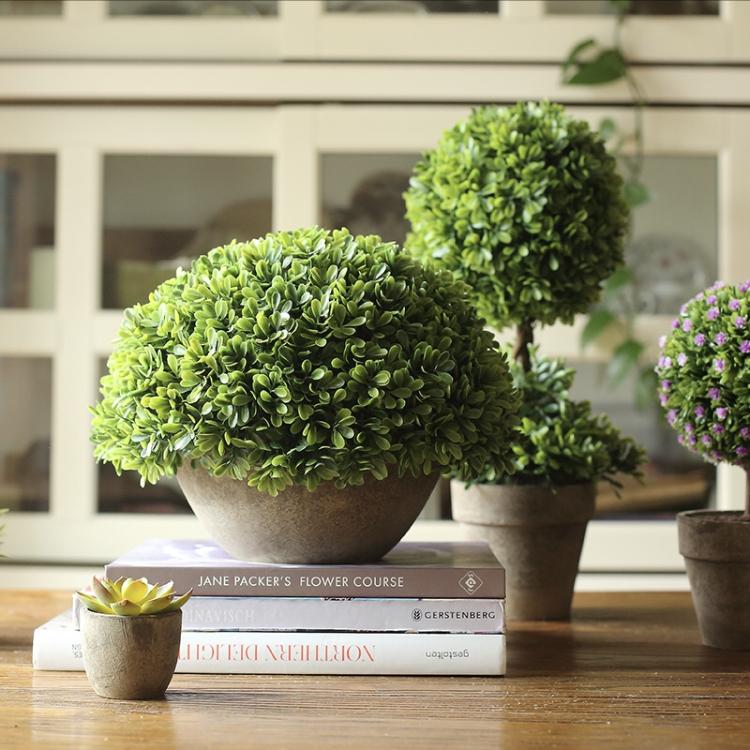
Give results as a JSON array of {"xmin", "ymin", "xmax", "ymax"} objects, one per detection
[
  {"xmin": 404, "ymin": 101, "xmax": 629, "ymax": 372},
  {"xmin": 405, "ymin": 101, "xmax": 643, "ymax": 490},
  {"xmin": 656, "ymin": 280, "xmax": 750, "ymax": 520},
  {"xmin": 91, "ymin": 227, "xmax": 520, "ymax": 496}
]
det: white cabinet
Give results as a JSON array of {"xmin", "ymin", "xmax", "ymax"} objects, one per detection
[{"xmin": 0, "ymin": 1, "xmax": 748, "ymax": 570}]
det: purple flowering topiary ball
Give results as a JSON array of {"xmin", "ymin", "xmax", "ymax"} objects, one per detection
[{"xmin": 656, "ymin": 280, "xmax": 750, "ymax": 466}]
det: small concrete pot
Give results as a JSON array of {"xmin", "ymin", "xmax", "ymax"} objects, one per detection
[
  {"xmin": 678, "ymin": 510, "xmax": 750, "ymax": 650},
  {"xmin": 177, "ymin": 463, "xmax": 438, "ymax": 563},
  {"xmin": 451, "ymin": 481, "xmax": 595, "ymax": 620},
  {"xmin": 80, "ymin": 609, "xmax": 182, "ymax": 700}
]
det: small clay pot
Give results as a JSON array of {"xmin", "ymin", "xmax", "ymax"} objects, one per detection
[
  {"xmin": 451, "ymin": 481, "xmax": 595, "ymax": 620},
  {"xmin": 678, "ymin": 510, "xmax": 750, "ymax": 650},
  {"xmin": 177, "ymin": 463, "xmax": 438, "ymax": 564},
  {"xmin": 80, "ymin": 609, "xmax": 182, "ymax": 700}
]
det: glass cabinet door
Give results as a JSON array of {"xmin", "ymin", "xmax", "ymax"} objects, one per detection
[
  {"xmin": 0, "ymin": 357, "xmax": 52, "ymax": 513},
  {"xmin": 101, "ymin": 154, "xmax": 273, "ymax": 309},
  {"xmin": 0, "ymin": 154, "xmax": 56, "ymax": 309},
  {"xmin": 546, "ymin": 0, "xmax": 719, "ymax": 14},
  {"xmin": 320, "ymin": 153, "xmax": 418, "ymax": 245},
  {"xmin": 108, "ymin": 0, "xmax": 277, "ymax": 16}
]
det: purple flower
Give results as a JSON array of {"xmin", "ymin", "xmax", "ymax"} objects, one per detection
[
  {"xmin": 707, "ymin": 307, "xmax": 720, "ymax": 321},
  {"xmin": 685, "ymin": 423, "xmax": 694, "ymax": 433},
  {"xmin": 715, "ymin": 358, "xmax": 726, "ymax": 372},
  {"xmin": 737, "ymin": 446, "xmax": 749, "ymax": 458},
  {"xmin": 716, "ymin": 407, "xmax": 728, "ymax": 420},
  {"xmin": 715, "ymin": 332, "xmax": 728, "ymax": 345},
  {"xmin": 688, "ymin": 434, "xmax": 697, "ymax": 446},
  {"xmin": 730, "ymin": 298, "xmax": 742, "ymax": 311},
  {"xmin": 660, "ymin": 356, "xmax": 673, "ymax": 369},
  {"xmin": 741, "ymin": 341, "xmax": 750, "ymax": 354},
  {"xmin": 708, "ymin": 387, "xmax": 721, "ymax": 401},
  {"xmin": 671, "ymin": 318, "xmax": 680, "ymax": 329},
  {"xmin": 742, "ymin": 427, "xmax": 750, "ymax": 439},
  {"xmin": 661, "ymin": 380, "xmax": 671, "ymax": 391},
  {"xmin": 711, "ymin": 450, "xmax": 723, "ymax": 463},
  {"xmin": 695, "ymin": 405, "xmax": 706, "ymax": 419},
  {"xmin": 680, "ymin": 303, "xmax": 689, "ymax": 316},
  {"xmin": 659, "ymin": 393, "xmax": 668, "ymax": 407},
  {"xmin": 677, "ymin": 353, "xmax": 688, "ymax": 366},
  {"xmin": 659, "ymin": 335, "xmax": 667, "ymax": 349},
  {"xmin": 694, "ymin": 333, "xmax": 706, "ymax": 346},
  {"xmin": 667, "ymin": 409, "xmax": 678, "ymax": 425},
  {"xmin": 712, "ymin": 423, "xmax": 725, "ymax": 434},
  {"xmin": 701, "ymin": 435, "xmax": 712, "ymax": 446},
  {"xmin": 682, "ymin": 319, "xmax": 693, "ymax": 332},
  {"xmin": 712, "ymin": 281, "xmax": 726, "ymax": 290},
  {"xmin": 695, "ymin": 291, "xmax": 705, "ymax": 301},
  {"xmin": 707, "ymin": 295, "xmax": 718, "ymax": 304},
  {"xmin": 740, "ymin": 281, "xmax": 750, "ymax": 293},
  {"xmin": 678, "ymin": 434, "xmax": 686, "ymax": 446},
  {"xmin": 736, "ymin": 316, "xmax": 747, "ymax": 329}
]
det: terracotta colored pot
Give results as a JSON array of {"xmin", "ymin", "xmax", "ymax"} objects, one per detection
[
  {"xmin": 80, "ymin": 609, "xmax": 182, "ymax": 700},
  {"xmin": 451, "ymin": 481, "xmax": 596, "ymax": 620},
  {"xmin": 678, "ymin": 510, "xmax": 750, "ymax": 650},
  {"xmin": 177, "ymin": 464, "xmax": 438, "ymax": 564}
]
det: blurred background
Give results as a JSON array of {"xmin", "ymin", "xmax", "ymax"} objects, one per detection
[{"xmin": 0, "ymin": 0, "xmax": 748, "ymax": 587}]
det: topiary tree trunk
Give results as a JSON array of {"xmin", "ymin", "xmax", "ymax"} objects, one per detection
[{"xmin": 513, "ymin": 320, "xmax": 534, "ymax": 373}]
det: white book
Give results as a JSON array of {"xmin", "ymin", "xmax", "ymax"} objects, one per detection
[
  {"xmin": 72, "ymin": 595, "xmax": 505, "ymax": 634},
  {"xmin": 34, "ymin": 612, "xmax": 506, "ymax": 676}
]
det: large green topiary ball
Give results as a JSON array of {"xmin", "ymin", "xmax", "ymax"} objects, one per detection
[
  {"xmin": 404, "ymin": 101, "xmax": 629, "ymax": 328},
  {"xmin": 91, "ymin": 227, "xmax": 520, "ymax": 496}
]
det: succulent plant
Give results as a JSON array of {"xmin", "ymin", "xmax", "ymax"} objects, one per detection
[
  {"xmin": 91, "ymin": 227, "xmax": 520, "ymax": 496},
  {"xmin": 77, "ymin": 576, "xmax": 192, "ymax": 616},
  {"xmin": 404, "ymin": 101, "xmax": 629, "ymax": 331}
]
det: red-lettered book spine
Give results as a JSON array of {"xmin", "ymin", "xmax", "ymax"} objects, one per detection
[{"xmin": 33, "ymin": 613, "xmax": 506, "ymax": 676}]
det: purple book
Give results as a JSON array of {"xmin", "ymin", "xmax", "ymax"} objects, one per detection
[{"xmin": 105, "ymin": 539, "xmax": 505, "ymax": 599}]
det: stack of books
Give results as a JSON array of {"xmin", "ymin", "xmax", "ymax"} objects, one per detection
[{"xmin": 33, "ymin": 539, "xmax": 506, "ymax": 676}]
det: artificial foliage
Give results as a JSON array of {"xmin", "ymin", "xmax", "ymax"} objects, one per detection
[
  {"xmin": 655, "ymin": 280, "xmax": 750, "ymax": 468},
  {"xmin": 404, "ymin": 101, "xmax": 629, "ymax": 329},
  {"xmin": 472, "ymin": 350, "xmax": 645, "ymax": 487},
  {"xmin": 77, "ymin": 577, "xmax": 192, "ymax": 617},
  {"xmin": 91, "ymin": 228, "xmax": 520, "ymax": 496}
]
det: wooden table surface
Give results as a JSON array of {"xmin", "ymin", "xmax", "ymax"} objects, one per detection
[{"xmin": 1, "ymin": 590, "xmax": 749, "ymax": 750}]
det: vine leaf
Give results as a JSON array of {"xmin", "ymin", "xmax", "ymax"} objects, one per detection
[
  {"xmin": 581, "ymin": 309, "xmax": 617, "ymax": 349},
  {"xmin": 599, "ymin": 117, "xmax": 617, "ymax": 141},
  {"xmin": 562, "ymin": 37, "xmax": 597, "ymax": 79},
  {"xmin": 608, "ymin": 339, "xmax": 644, "ymax": 385},
  {"xmin": 635, "ymin": 366, "xmax": 658, "ymax": 410},
  {"xmin": 565, "ymin": 48, "xmax": 628, "ymax": 86},
  {"xmin": 624, "ymin": 180, "xmax": 652, "ymax": 208},
  {"xmin": 603, "ymin": 266, "xmax": 635, "ymax": 300}
]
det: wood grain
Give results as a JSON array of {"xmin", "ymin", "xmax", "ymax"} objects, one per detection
[{"xmin": 1, "ymin": 590, "xmax": 750, "ymax": 750}]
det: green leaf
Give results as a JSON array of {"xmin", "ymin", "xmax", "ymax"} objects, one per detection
[
  {"xmin": 635, "ymin": 366, "xmax": 658, "ymax": 411},
  {"xmin": 562, "ymin": 37, "xmax": 597, "ymax": 77},
  {"xmin": 566, "ymin": 49, "xmax": 627, "ymax": 86},
  {"xmin": 608, "ymin": 0, "xmax": 631, "ymax": 14},
  {"xmin": 608, "ymin": 339, "xmax": 644, "ymax": 386},
  {"xmin": 623, "ymin": 180, "xmax": 651, "ymax": 208},
  {"xmin": 603, "ymin": 266, "xmax": 634, "ymax": 299},
  {"xmin": 598, "ymin": 117, "xmax": 617, "ymax": 141},
  {"xmin": 581, "ymin": 309, "xmax": 617, "ymax": 349}
]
